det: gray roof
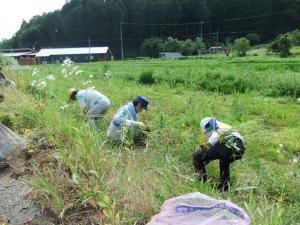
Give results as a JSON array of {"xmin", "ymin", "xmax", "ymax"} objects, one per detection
[
  {"xmin": 0, "ymin": 52, "xmax": 33, "ymax": 57},
  {"xmin": 36, "ymin": 47, "xmax": 109, "ymax": 57}
]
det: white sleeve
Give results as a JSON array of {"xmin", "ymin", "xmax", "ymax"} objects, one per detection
[{"xmin": 208, "ymin": 132, "xmax": 219, "ymax": 146}]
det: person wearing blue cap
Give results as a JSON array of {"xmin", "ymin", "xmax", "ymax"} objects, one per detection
[
  {"xmin": 107, "ymin": 96, "xmax": 148, "ymax": 143},
  {"xmin": 193, "ymin": 117, "xmax": 245, "ymax": 191}
]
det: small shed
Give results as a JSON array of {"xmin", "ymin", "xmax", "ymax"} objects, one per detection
[
  {"xmin": 159, "ymin": 52, "xmax": 182, "ymax": 59},
  {"xmin": 35, "ymin": 47, "xmax": 113, "ymax": 64},
  {"xmin": 209, "ymin": 46, "xmax": 224, "ymax": 54}
]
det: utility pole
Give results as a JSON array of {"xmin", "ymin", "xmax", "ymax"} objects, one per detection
[
  {"xmin": 216, "ymin": 30, "xmax": 219, "ymax": 44},
  {"xmin": 120, "ymin": 22, "xmax": 124, "ymax": 60},
  {"xmin": 88, "ymin": 37, "xmax": 91, "ymax": 63},
  {"xmin": 200, "ymin": 21, "xmax": 204, "ymax": 38}
]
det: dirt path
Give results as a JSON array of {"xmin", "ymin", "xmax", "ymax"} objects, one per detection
[{"xmin": 0, "ymin": 169, "xmax": 55, "ymax": 225}]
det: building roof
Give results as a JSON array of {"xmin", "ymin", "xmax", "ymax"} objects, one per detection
[
  {"xmin": 1, "ymin": 52, "xmax": 33, "ymax": 57},
  {"xmin": 36, "ymin": 47, "xmax": 109, "ymax": 57}
]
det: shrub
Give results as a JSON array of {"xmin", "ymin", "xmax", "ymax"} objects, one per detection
[
  {"xmin": 140, "ymin": 38, "xmax": 164, "ymax": 58},
  {"xmin": 163, "ymin": 37, "xmax": 182, "ymax": 52},
  {"xmin": 180, "ymin": 39, "xmax": 197, "ymax": 56},
  {"xmin": 289, "ymin": 29, "xmax": 300, "ymax": 45},
  {"xmin": 138, "ymin": 71, "xmax": 155, "ymax": 85},
  {"xmin": 245, "ymin": 33, "xmax": 261, "ymax": 45},
  {"xmin": 267, "ymin": 34, "xmax": 292, "ymax": 57},
  {"xmin": 232, "ymin": 37, "xmax": 251, "ymax": 57}
]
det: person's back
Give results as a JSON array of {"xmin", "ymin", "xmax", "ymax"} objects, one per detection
[
  {"xmin": 77, "ymin": 89, "xmax": 110, "ymax": 109},
  {"xmin": 69, "ymin": 88, "xmax": 110, "ymax": 127}
]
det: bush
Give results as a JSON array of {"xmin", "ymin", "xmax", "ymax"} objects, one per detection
[
  {"xmin": 180, "ymin": 39, "xmax": 197, "ymax": 56},
  {"xmin": 267, "ymin": 34, "xmax": 292, "ymax": 57},
  {"xmin": 245, "ymin": 33, "xmax": 261, "ymax": 45},
  {"xmin": 163, "ymin": 37, "xmax": 182, "ymax": 52},
  {"xmin": 232, "ymin": 37, "xmax": 251, "ymax": 57},
  {"xmin": 140, "ymin": 38, "xmax": 164, "ymax": 58},
  {"xmin": 138, "ymin": 71, "xmax": 155, "ymax": 85},
  {"xmin": 289, "ymin": 29, "xmax": 300, "ymax": 46}
]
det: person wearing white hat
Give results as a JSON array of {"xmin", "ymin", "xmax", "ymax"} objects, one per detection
[
  {"xmin": 193, "ymin": 117, "xmax": 245, "ymax": 191},
  {"xmin": 69, "ymin": 88, "xmax": 110, "ymax": 127}
]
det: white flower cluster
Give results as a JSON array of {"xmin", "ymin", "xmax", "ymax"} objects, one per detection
[
  {"xmin": 61, "ymin": 58, "xmax": 82, "ymax": 78},
  {"xmin": 30, "ymin": 79, "xmax": 47, "ymax": 89},
  {"xmin": 46, "ymin": 74, "xmax": 55, "ymax": 81},
  {"xmin": 60, "ymin": 101, "xmax": 70, "ymax": 110},
  {"xmin": 104, "ymin": 70, "xmax": 112, "ymax": 79},
  {"xmin": 83, "ymin": 80, "xmax": 92, "ymax": 85},
  {"xmin": 32, "ymin": 68, "xmax": 38, "ymax": 76}
]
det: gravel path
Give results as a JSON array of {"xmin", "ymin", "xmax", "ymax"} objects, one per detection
[{"xmin": 0, "ymin": 169, "xmax": 54, "ymax": 225}]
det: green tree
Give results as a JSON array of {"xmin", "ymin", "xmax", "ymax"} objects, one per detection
[
  {"xmin": 163, "ymin": 37, "xmax": 182, "ymax": 52},
  {"xmin": 289, "ymin": 29, "xmax": 300, "ymax": 46},
  {"xmin": 195, "ymin": 37, "xmax": 206, "ymax": 51},
  {"xmin": 140, "ymin": 38, "xmax": 164, "ymax": 57},
  {"xmin": 180, "ymin": 39, "xmax": 197, "ymax": 56},
  {"xmin": 267, "ymin": 34, "xmax": 292, "ymax": 57},
  {"xmin": 232, "ymin": 37, "xmax": 251, "ymax": 57},
  {"xmin": 245, "ymin": 33, "xmax": 261, "ymax": 45}
]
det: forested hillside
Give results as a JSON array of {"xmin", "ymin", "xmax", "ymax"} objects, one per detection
[{"xmin": 1, "ymin": 0, "xmax": 300, "ymax": 58}]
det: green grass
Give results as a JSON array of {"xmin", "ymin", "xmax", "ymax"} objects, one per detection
[{"xmin": 2, "ymin": 54, "xmax": 300, "ymax": 224}]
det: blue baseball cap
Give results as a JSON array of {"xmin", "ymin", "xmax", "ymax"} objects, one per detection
[{"xmin": 134, "ymin": 96, "xmax": 149, "ymax": 110}]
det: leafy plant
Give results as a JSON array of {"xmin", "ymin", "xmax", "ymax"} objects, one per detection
[
  {"xmin": 232, "ymin": 37, "xmax": 251, "ymax": 57},
  {"xmin": 267, "ymin": 34, "xmax": 292, "ymax": 57},
  {"xmin": 138, "ymin": 71, "xmax": 155, "ymax": 85}
]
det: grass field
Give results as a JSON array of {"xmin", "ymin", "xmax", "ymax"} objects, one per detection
[{"xmin": 1, "ymin": 54, "xmax": 300, "ymax": 224}]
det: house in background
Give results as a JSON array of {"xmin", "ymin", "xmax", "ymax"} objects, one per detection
[
  {"xmin": 209, "ymin": 46, "xmax": 224, "ymax": 54},
  {"xmin": 0, "ymin": 48, "xmax": 37, "ymax": 65},
  {"xmin": 35, "ymin": 47, "xmax": 113, "ymax": 64},
  {"xmin": 159, "ymin": 52, "xmax": 183, "ymax": 59}
]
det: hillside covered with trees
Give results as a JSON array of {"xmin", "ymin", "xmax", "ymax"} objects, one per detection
[{"xmin": 1, "ymin": 0, "xmax": 300, "ymax": 58}]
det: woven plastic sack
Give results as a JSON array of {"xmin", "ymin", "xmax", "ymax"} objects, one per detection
[
  {"xmin": 147, "ymin": 192, "xmax": 251, "ymax": 225},
  {"xmin": 0, "ymin": 123, "xmax": 26, "ymax": 157}
]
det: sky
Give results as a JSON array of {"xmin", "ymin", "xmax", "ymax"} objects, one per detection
[{"xmin": 0, "ymin": 0, "xmax": 66, "ymax": 40}]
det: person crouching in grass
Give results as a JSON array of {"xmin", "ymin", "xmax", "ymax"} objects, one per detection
[
  {"xmin": 107, "ymin": 96, "xmax": 149, "ymax": 146},
  {"xmin": 69, "ymin": 88, "xmax": 110, "ymax": 128},
  {"xmin": 193, "ymin": 117, "xmax": 245, "ymax": 192}
]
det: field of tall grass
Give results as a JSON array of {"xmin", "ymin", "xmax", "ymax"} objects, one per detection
[{"xmin": 1, "ymin": 54, "xmax": 300, "ymax": 224}]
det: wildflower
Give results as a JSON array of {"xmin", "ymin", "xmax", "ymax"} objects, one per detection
[
  {"xmin": 292, "ymin": 158, "xmax": 298, "ymax": 164},
  {"xmin": 89, "ymin": 74, "xmax": 94, "ymax": 78},
  {"xmin": 32, "ymin": 68, "xmax": 38, "ymax": 76},
  {"xmin": 279, "ymin": 144, "xmax": 284, "ymax": 149},
  {"xmin": 46, "ymin": 74, "xmax": 55, "ymax": 81},
  {"xmin": 75, "ymin": 70, "xmax": 82, "ymax": 76},
  {"xmin": 60, "ymin": 102, "xmax": 70, "ymax": 110},
  {"xmin": 37, "ymin": 80, "xmax": 47, "ymax": 89},
  {"xmin": 21, "ymin": 128, "xmax": 31, "ymax": 134},
  {"xmin": 31, "ymin": 80, "xmax": 37, "ymax": 86},
  {"xmin": 83, "ymin": 80, "xmax": 92, "ymax": 85},
  {"xmin": 104, "ymin": 70, "xmax": 112, "ymax": 79}
]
